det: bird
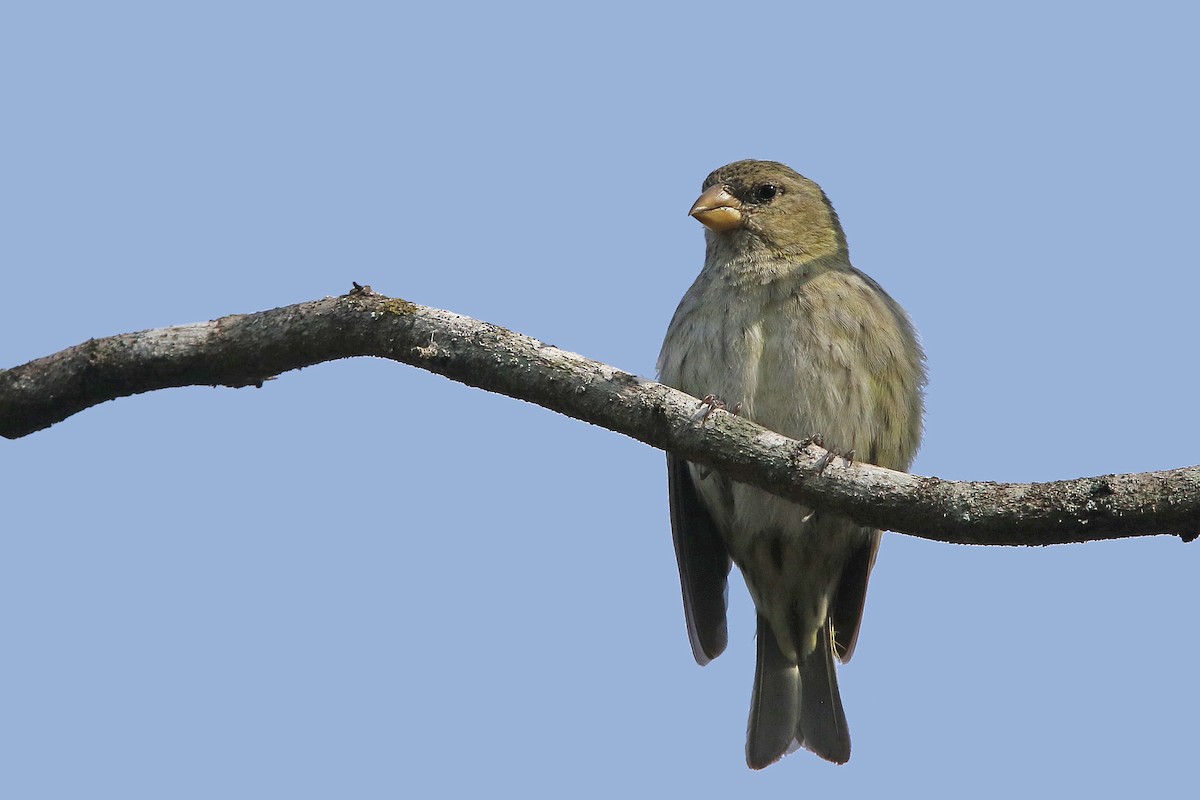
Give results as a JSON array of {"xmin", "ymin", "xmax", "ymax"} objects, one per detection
[{"xmin": 657, "ymin": 160, "xmax": 925, "ymax": 767}]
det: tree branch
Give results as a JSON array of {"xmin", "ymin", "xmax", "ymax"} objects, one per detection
[{"xmin": 2, "ymin": 284, "xmax": 1197, "ymax": 545}]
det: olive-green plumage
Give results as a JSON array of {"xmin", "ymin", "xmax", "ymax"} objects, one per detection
[{"xmin": 659, "ymin": 160, "xmax": 925, "ymax": 767}]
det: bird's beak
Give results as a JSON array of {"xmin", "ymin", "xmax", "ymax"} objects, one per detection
[{"xmin": 689, "ymin": 184, "xmax": 744, "ymax": 231}]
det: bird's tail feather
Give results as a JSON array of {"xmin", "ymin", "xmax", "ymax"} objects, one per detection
[
  {"xmin": 798, "ymin": 617, "xmax": 851, "ymax": 763},
  {"xmin": 746, "ymin": 613, "xmax": 800, "ymax": 769}
]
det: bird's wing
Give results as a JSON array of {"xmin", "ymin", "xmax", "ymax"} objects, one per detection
[
  {"xmin": 829, "ymin": 529, "xmax": 882, "ymax": 662},
  {"xmin": 666, "ymin": 452, "xmax": 731, "ymax": 665}
]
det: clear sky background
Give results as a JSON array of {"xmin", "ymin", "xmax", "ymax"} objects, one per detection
[{"xmin": 3, "ymin": 3, "xmax": 1198, "ymax": 798}]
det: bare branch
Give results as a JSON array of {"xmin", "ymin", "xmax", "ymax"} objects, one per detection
[{"xmin": 2, "ymin": 285, "xmax": 1197, "ymax": 545}]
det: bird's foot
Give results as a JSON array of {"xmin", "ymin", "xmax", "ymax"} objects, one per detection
[
  {"xmin": 805, "ymin": 435, "xmax": 855, "ymax": 476},
  {"xmin": 693, "ymin": 394, "xmax": 740, "ymax": 425},
  {"xmin": 799, "ymin": 433, "xmax": 836, "ymax": 473}
]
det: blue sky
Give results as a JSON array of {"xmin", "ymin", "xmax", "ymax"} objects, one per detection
[{"xmin": 3, "ymin": 3, "xmax": 1198, "ymax": 798}]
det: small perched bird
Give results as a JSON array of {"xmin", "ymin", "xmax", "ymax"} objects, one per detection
[{"xmin": 658, "ymin": 160, "xmax": 925, "ymax": 767}]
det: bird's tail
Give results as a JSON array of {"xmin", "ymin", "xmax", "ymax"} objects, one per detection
[
  {"xmin": 798, "ymin": 618, "xmax": 851, "ymax": 763},
  {"xmin": 746, "ymin": 615, "xmax": 850, "ymax": 768}
]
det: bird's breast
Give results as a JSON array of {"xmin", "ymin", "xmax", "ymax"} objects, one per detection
[{"xmin": 659, "ymin": 265, "xmax": 922, "ymax": 470}]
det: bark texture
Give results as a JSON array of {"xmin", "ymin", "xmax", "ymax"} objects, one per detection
[{"xmin": 2, "ymin": 285, "xmax": 1196, "ymax": 546}]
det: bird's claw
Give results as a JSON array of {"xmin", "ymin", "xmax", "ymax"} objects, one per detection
[
  {"xmin": 814, "ymin": 445, "xmax": 855, "ymax": 476},
  {"xmin": 693, "ymin": 394, "xmax": 739, "ymax": 425}
]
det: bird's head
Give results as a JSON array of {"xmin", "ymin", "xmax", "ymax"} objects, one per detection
[{"xmin": 690, "ymin": 160, "xmax": 848, "ymax": 264}]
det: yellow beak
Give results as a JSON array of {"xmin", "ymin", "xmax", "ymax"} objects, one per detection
[{"xmin": 689, "ymin": 184, "xmax": 744, "ymax": 231}]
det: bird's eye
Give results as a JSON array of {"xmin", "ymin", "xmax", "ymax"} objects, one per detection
[{"xmin": 753, "ymin": 184, "xmax": 779, "ymax": 203}]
